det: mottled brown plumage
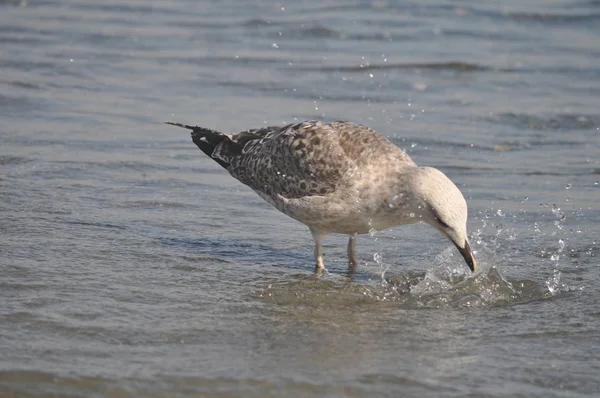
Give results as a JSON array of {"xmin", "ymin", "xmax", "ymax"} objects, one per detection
[{"xmin": 167, "ymin": 120, "xmax": 476, "ymax": 274}]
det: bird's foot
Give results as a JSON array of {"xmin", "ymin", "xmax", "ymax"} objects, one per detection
[
  {"xmin": 347, "ymin": 260, "xmax": 357, "ymax": 274},
  {"xmin": 314, "ymin": 257, "xmax": 327, "ymax": 276}
]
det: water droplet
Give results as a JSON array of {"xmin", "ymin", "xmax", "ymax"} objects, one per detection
[
  {"xmin": 271, "ymin": 43, "xmax": 279, "ymax": 48},
  {"xmin": 496, "ymin": 209, "xmax": 504, "ymax": 217},
  {"xmin": 373, "ymin": 252, "xmax": 383, "ymax": 263},
  {"xmin": 551, "ymin": 204, "xmax": 565, "ymax": 220},
  {"xmin": 546, "ymin": 269, "xmax": 565, "ymax": 295},
  {"xmin": 409, "ymin": 212, "xmax": 415, "ymax": 218},
  {"xmin": 565, "ymin": 183, "xmax": 572, "ymax": 190}
]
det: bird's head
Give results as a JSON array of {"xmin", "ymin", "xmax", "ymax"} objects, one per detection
[{"xmin": 407, "ymin": 167, "xmax": 477, "ymax": 272}]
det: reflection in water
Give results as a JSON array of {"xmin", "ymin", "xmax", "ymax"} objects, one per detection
[{"xmin": 252, "ymin": 272, "xmax": 482, "ymax": 387}]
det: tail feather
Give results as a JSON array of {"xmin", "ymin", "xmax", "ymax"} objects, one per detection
[
  {"xmin": 166, "ymin": 122, "xmax": 230, "ymax": 169},
  {"xmin": 165, "ymin": 122, "xmax": 196, "ymax": 130}
]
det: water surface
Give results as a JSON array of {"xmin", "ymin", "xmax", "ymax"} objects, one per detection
[{"xmin": 1, "ymin": 0, "xmax": 599, "ymax": 397}]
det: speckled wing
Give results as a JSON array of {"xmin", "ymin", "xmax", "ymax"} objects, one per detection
[
  {"xmin": 329, "ymin": 121, "xmax": 416, "ymax": 168},
  {"xmin": 213, "ymin": 121, "xmax": 356, "ymax": 200}
]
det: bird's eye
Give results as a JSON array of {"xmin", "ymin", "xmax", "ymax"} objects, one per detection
[
  {"xmin": 437, "ymin": 217, "xmax": 450, "ymax": 229},
  {"xmin": 431, "ymin": 208, "xmax": 450, "ymax": 229}
]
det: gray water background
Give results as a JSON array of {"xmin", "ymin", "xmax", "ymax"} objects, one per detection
[{"xmin": 1, "ymin": 0, "xmax": 600, "ymax": 397}]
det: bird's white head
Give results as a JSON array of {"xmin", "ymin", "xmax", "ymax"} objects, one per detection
[{"xmin": 407, "ymin": 166, "xmax": 477, "ymax": 272}]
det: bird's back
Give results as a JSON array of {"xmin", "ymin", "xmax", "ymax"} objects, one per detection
[
  {"xmin": 220, "ymin": 121, "xmax": 415, "ymax": 200},
  {"xmin": 328, "ymin": 121, "xmax": 415, "ymax": 168}
]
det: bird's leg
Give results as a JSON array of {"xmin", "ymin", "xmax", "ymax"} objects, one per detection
[
  {"xmin": 311, "ymin": 229, "xmax": 326, "ymax": 274},
  {"xmin": 347, "ymin": 233, "xmax": 358, "ymax": 271}
]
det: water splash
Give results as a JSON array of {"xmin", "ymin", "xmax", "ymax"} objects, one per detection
[
  {"xmin": 395, "ymin": 246, "xmax": 518, "ymax": 307},
  {"xmin": 372, "ymin": 252, "xmax": 389, "ymax": 282},
  {"xmin": 472, "ymin": 201, "xmax": 583, "ymax": 297},
  {"xmin": 368, "ymin": 228, "xmax": 378, "ymax": 240},
  {"xmin": 367, "ymin": 219, "xmax": 378, "ymax": 241},
  {"xmin": 546, "ymin": 269, "xmax": 563, "ymax": 295},
  {"xmin": 550, "ymin": 239, "xmax": 565, "ymax": 262},
  {"xmin": 256, "ymin": 263, "xmax": 525, "ymax": 309},
  {"xmin": 551, "ymin": 204, "xmax": 565, "ymax": 231},
  {"xmin": 543, "ymin": 205, "xmax": 577, "ymax": 295}
]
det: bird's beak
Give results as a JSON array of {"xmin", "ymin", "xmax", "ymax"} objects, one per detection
[{"xmin": 455, "ymin": 240, "xmax": 477, "ymax": 272}]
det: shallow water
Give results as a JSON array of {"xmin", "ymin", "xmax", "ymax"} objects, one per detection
[{"xmin": 1, "ymin": 0, "xmax": 600, "ymax": 397}]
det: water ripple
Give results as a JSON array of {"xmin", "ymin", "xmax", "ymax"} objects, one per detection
[
  {"xmin": 309, "ymin": 61, "xmax": 492, "ymax": 73},
  {"xmin": 486, "ymin": 113, "xmax": 600, "ymax": 131}
]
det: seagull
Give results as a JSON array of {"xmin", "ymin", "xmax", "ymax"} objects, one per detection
[{"xmin": 167, "ymin": 120, "xmax": 477, "ymax": 274}]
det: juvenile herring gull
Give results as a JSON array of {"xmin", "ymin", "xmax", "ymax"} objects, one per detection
[{"xmin": 167, "ymin": 120, "xmax": 477, "ymax": 273}]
